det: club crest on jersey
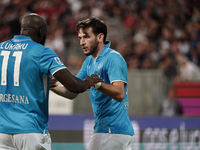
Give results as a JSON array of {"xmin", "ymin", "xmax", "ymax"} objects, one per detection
[
  {"xmin": 87, "ymin": 65, "xmax": 90, "ymax": 69},
  {"xmin": 54, "ymin": 57, "xmax": 61, "ymax": 64},
  {"xmin": 95, "ymin": 64, "xmax": 102, "ymax": 72},
  {"xmin": 124, "ymin": 102, "xmax": 129, "ymax": 109}
]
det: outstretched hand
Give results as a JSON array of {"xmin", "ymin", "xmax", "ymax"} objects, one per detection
[{"xmin": 85, "ymin": 74, "xmax": 103, "ymax": 89}]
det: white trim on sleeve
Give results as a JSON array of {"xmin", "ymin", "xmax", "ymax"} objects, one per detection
[
  {"xmin": 111, "ymin": 80, "xmax": 128, "ymax": 87},
  {"xmin": 51, "ymin": 67, "xmax": 67, "ymax": 76}
]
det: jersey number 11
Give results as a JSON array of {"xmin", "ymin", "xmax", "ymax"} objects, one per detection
[{"xmin": 0, "ymin": 50, "xmax": 22, "ymax": 86}]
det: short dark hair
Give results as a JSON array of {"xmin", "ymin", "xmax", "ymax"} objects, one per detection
[{"xmin": 76, "ymin": 17, "xmax": 107, "ymax": 44}]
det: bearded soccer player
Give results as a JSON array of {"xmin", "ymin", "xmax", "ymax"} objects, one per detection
[{"xmin": 51, "ymin": 17, "xmax": 134, "ymax": 150}]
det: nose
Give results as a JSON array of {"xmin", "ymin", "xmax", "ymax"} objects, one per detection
[{"xmin": 80, "ymin": 38, "xmax": 85, "ymax": 46}]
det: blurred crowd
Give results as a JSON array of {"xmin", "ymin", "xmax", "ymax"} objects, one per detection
[{"xmin": 1, "ymin": 0, "xmax": 200, "ymax": 86}]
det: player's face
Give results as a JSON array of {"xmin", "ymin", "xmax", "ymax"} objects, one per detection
[{"xmin": 78, "ymin": 27, "xmax": 99, "ymax": 56}]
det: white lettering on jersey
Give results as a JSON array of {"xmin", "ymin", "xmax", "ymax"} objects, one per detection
[
  {"xmin": 0, "ymin": 94, "xmax": 29, "ymax": 104},
  {"xmin": 0, "ymin": 43, "xmax": 28, "ymax": 50},
  {"xmin": 0, "ymin": 51, "xmax": 22, "ymax": 86}
]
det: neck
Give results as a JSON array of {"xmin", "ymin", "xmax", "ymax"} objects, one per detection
[{"xmin": 92, "ymin": 43, "xmax": 105, "ymax": 59}]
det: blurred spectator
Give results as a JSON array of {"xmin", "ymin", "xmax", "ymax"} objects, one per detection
[
  {"xmin": 174, "ymin": 52, "xmax": 200, "ymax": 81},
  {"xmin": 1, "ymin": 0, "xmax": 200, "ymax": 118},
  {"xmin": 158, "ymin": 54, "xmax": 177, "ymax": 94},
  {"xmin": 45, "ymin": 28, "xmax": 66, "ymax": 63},
  {"xmin": 0, "ymin": 0, "xmax": 199, "ymax": 74},
  {"xmin": 191, "ymin": 45, "xmax": 200, "ymax": 67},
  {"xmin": 159, "ymin": 86, "xmax": 183, "ymax": 117},
  {"xmin": 141, "ymin": 57, "xmax": 154, "ymax": 69},
  {"xmin": 177, "ymin": 30, "xmax": 191, "ymax": 58}
]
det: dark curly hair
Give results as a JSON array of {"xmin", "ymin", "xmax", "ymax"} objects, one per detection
[{"xmin": 76, "ymin": 16, "xmax": 107, "ymax": 44}]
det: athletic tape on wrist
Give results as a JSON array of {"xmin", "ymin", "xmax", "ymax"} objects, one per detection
[{"xmin": 95, "ymin": 82, "xmax": 101, "ymax": 89}]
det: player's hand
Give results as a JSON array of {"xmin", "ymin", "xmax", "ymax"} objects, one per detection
[
  {"xmin": 85, "ymin": 74, "xmax": 103, "ymax": 88},
  {"xmin": 50, "ymin": 78, "xmax": 58, "ymax": 89}
]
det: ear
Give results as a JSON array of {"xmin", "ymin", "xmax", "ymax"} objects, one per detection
[
  {"xmin": 38, "ymin": 29, "xmax": 43, "ymax": 37},
  {"xmin": 97, "ymin": 33, "xmax": 104, "ymax": 42}
]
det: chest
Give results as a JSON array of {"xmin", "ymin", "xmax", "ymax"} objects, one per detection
[{"xmin": 87, "ymin": 57, "xmax": 106, "ymax": 76}]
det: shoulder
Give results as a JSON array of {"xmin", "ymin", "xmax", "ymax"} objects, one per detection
[
  {"xmin": 31, "ymin": 41, "xmax": 46, "ymax": 49},
  {"xmin": 81, "ymin": 55, "xmax": 93, "ymax": 68},
  {"xmin": 30, "ymin": 44, "xmax": 58, "ymax": 61},
  {"xmin": 42, "ymin": 46, "xmax": 55, "ymax": 53},
  {"xmin": 25, "ymin": 40, "xmax": 46, "ymax": 52},
  {"xmin": 34, "ymin": 43, "xmax": 56, "ymax": 55},
  {"xmin": 108, "ymin": 49, "xmax": 123, "ymax": 58},
  {"xmin": 85, "ymin": 55, "xmax": 93, "ymax": 61},
  {"xmin": 106, "ymin": 48, "xmax": 126, "ymax": 63},
  {"xmin": 83, "ymin": 55, "xmax": 93, "ymax": 63}
]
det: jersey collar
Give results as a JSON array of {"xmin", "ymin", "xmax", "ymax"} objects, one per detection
[
  {"xmin": 12, "ymin": 35, "xmax": 33, "ymax": 42},
  {"xmin": 98, "ymin": 41, "xmax": 111, "ymax": 57}
]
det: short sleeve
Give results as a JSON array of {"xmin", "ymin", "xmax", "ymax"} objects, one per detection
[
  {"xmin": 106, "ymin": 52, "xmax": 127, "ymax": 84},
  {"xmin": 39, "ymin": 48, "xmax": 66, "ymax": 75}
]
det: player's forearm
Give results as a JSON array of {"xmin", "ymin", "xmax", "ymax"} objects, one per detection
[
  {"xmin": 97, "ymin": 82, "xmax": 125, "ymax": 102},
  {"xmin": 73, "ymin": 77, "xmax": 90, "ymax": 93},
  {"xmin": 53, "ymin": 68, "xmax": 89, "ymax": 93},
  {"xmin": 51, "ymin": 85, "xmax": 78, "ymax": 99}
]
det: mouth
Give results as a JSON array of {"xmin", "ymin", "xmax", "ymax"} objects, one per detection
[{"xmin": 82, "ymin": 47, "xmax": 87, "ymax": 52}]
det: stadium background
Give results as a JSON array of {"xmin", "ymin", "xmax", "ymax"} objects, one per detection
[{"xmin": 1, "ymin": 0, "xmax": 200, "ymax": 149}]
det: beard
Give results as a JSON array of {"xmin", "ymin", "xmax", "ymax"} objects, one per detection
[{"xmin": 85, "ymin": 38, "xmax": 99, "ymax": 56}]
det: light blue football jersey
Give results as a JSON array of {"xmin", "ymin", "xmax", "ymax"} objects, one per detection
[
  {"xmin": 0, "ymin": 35, "xmax": 66, "ymax": 134},
  {"xmin": 76, "ymin": 41, "xmax": 134, "ymax": 135}
]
